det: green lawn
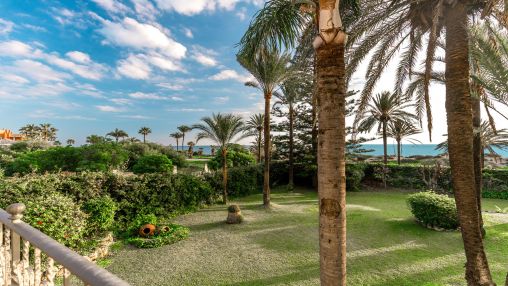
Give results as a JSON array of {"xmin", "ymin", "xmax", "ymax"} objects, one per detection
[{"xmin": 107, "ymin": 188, "xmax": 508, "ymax": 286}]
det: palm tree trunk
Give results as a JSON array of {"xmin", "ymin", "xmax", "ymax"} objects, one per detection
[
  {"xmin": 176, "ymin": 139, "xmax": 179, "ymax": 151},
  {"xmin": 222, "ymin": 149, "xmax": 228, "ymax": 204},
  {"xmin": 312, "ymin": 53, "xmax": 318, "ymax": 189},
  {"xmin": 263, "ymin": 93, "xmax": 271, "ymax": 208},
  {"xmin": 143, "ymin": 134, "xmax": 146, "ymax": 143},
  {"xmin": 445, "ymin": 5, "xmax": 494, "ymax": 285},
  {"xmin": 182, "ymin": 134, "xmax": 185, "ymax": 153},
  {"xmin": 397, "ymin": 139, "xmax": 401, "ymax": 165},
  {"xmin": 472, "ymin": 94, "xmax": 485, "ymax": 237},
  {"xmin": 316, "ymin": 14, "xmax": 347, "ymax": 286},
  {"xmin": 383, "ymin": 121, "xmax": 388, "ymax": 165},
  {"xmin": 288, "ymin": 104, "xmax": 295, "ymax": 189},
  {"xmin": 258, "ymin": 129, "xmax": 262, "ymax": 163}
]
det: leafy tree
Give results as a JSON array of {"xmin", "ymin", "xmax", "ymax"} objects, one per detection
[
  {"xmin": 192, "ymin": 113, "xmax": 247, "ymax": 204},
  {"xmin": 107, "ymin": 128, "xmax": 129, "ymax": 143},
  {"xmin": 208, "ymin": 144, "xmax": 255, "ymax": 170},
  {"xmin": 238, "ymin": 48, "xmax": 292, "ymax": 208},
  {"xmin": 132, "ymin": 155, "xmax": 173, "ymax": 174},
  {"xmin": 138, "ymin": 127, "xmax": 152, "ymax": 143},
  {"xmin": 66, "ymin": 139, "xmax": 75, "ymax": 146},
  {"xmin": 86, "ymin": 135, "xmax": 109, "ymax": 145}
]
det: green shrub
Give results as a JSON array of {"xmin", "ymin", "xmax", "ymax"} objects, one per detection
[
  {"xmin": 407, "ymin": 191, "xmax": 459, "ymax": 230},
  {"xmin": 346, "ymin": 163, "xmax": 366, "ymax": 192},
  {"xmin": 205, "ymin": 165, "xmax": 261, "ymax": 198},
  {"xmin": 126, "ymin": 224, "xmax": 189, "ymax": 248},
  {"xmin": 126, "ymin": 213, "xmax": 158, "ymax": 235},
  {"xmin": 482, "ymin": 187, "xmax": 508, "ymax": 200},
  {"xmin": 132, "ymin": 154, "xmax": 173, "ymax": 174},
  {"xmin": 82, "ymin": 196, "xmax": 117, "ymax": 235},
  {"xmin": 208, "ymin": 144, "xmax": 255, "ymax": 170},
  {"xmin": 0, "ymin": 186, "xmax": 88, "ymax": 251}
]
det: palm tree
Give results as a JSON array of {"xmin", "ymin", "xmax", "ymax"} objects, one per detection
[
  {"xmin": 66, "ymin": 139, "xmax": 75, "ymax": 146},
  {"xmin": 86, "ymin": 134, "xmax": 108, "ymax": 144},
  {"xmin": 169, "ymin": 132, "xmax": 183, "ymax": 151},
  {"xmin": 245, "ymin": 113, "xmax": 265, "ymax": 163},
  {"xmin": 356, "ymin": 91, "xmax": 416, "ymax": 165},
  {"xmin": 39, "ymin": 123, "xmax": 57, "ymax": 141},
  {"xmin": 187, "ymin": 141, "xmax": 195, "ymax": 158},
  {"xmin": 19, "ymin": 124, "xmax": 39, "ymax": 140},
  {"xmin": 193, "ymin": 113, "xmax": 247, "ymax": 204},
  {"xmin": 385, "ymin": 120, "xmax": 421, "ymax": 165},
  {"xmin": 238, "ymin": 0, "xmax": 360, "ymax": 282},
  {"xmin": 177, "ymin": 125, "xmax": 192, "ymax": 152},
  {"xmin": 238, "ymin": 48, "xmax": 292, "ymax": 208},
  {"xmin": 107, "ymin": 128, "xmax": 128, "ymax": 143},
  {"xmin": 138, "ymin": 127, "xmax": 152, "ymax": 143},
  {"xmin": 274, "ymin": 79, "xmax": 303, "ymax": 189}
]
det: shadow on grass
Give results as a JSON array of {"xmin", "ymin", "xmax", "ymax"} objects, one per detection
[{"xmin": 220, "ymin": 264, "xmax": 319, "ymax": 286}]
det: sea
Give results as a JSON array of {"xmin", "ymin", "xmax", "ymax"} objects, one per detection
[{"xmin": 191, "ymin": 144, "xmax": 508, "ymax": 158}]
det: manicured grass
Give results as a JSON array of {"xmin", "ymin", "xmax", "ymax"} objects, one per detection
[{"xmin": 108, "ymin": 188, "xmax": 508, "ymax": 285}]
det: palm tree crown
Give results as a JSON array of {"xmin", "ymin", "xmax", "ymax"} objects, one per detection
[
  {"xmin": 193, "ymin": 113, "xmax": 247, "ymax": 148},
  {"xmin": 138, "ymin": 127, "xmax": 152, "ymax": 143},
  {"xmin": 169, "ymin": 132, "xmax": 183, "ymax": 150},
  {"xmin": 107, "ymin": 128, "xmax": 129, "ymax": 143}
]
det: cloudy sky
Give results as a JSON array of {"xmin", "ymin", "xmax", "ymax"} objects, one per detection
[{"xmin": 0, "ymin": 0, "xmax": 506, "ymax": 146}]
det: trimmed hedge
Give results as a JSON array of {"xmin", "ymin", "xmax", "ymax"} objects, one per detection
[{"xmin": 407, "ymin": 191, "xmax": 459, "ymax": 230}]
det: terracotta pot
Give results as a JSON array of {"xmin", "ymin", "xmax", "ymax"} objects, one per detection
[
  {"xmin": 158, "ymin": 226, "xmax": 170, "ymax": 233},
  {"xmin": 139, "ymin": 224, "xmax": 156, "ymax": 237}
]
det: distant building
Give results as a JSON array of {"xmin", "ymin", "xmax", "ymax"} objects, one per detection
[{"xmin": 0, "ymin": 129, "xmax": 25, "ymax": 146}]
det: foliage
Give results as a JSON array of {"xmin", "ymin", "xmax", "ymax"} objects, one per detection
[
  {"xmin": 82, "ymin": 196, "xmax": 117, "ymax": 235},
  {"xmin": 407, "ymin": 191, "xmax": 459, "ymax": 230},
  {"xmin": 126, "ymin": 224, "xmax": 189, "ymax": 249},
  {"xmin": 346, "ymin": 163, "xmax": 366, "ymax": 192},
  {"xmin": 132, "ymin": 154, "xmax": 173, "ymax": 174},
  {"xmin": 0, "ymin": 179, "xmax": 88, "ymax": 251},
  {"xmin": 126, "ymin": 213, "xmax": 158, "ymax": 235},
  {"xmin": 205, "ymin": 165, "xmax": 261, "ymax": 198},
  {"xmin": 208, "ymin": 144, "xmax": 255, "ymax": 170}
]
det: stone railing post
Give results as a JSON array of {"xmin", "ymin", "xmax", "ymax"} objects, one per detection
[{"xmin": 6, "ymin": 204, "xmax": 25, "ymax": 224}]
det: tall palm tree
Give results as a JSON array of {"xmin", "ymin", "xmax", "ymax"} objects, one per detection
[
  {"xmin": 238, "ymin": 0, "xmax": 360, "ymax": 283},
  {"xmin": 169, "ymin": 132, "xmax": 183, "ymax": 151},
  {"xmin": 19, "ymin": 124, "xmax": 39, "ymax": 140},
  {"xmin": 107, "ymin": 128, "xmax": 128, "ymax": 143},
  {"xmin": 39, "ymin": 123, "xmax": 57, "ymax": 142},
  {"xmin": 193, "ymin": 113, "xmax": 247, "ymax": 204},
  {"xmin": 274, "ymin": 79, "xmax": 303, "ymax": 189},
  {"xmin": 86, "ymin": 134, "xmax": 108, "ymax": 144},
  {"xmin": 177, "ymin": 125, "xmax": 192, "ymax": 152},
  {"xmin": 187, "ymin": 141, "xmax": 195, "ymax": 158},
  {"xmin": 245, "ymin": 113, "xmax": 265, "ymax": 162},
  {"xmin": 356, "ymin": 91, "xmax": 416, "ymax": 165},
  {"xmin": 238, "ymin": 48, "xmax": 292, "ymax": 208},
  {"xmin": 385, "ymin": 120, "xmax": 421, "ymax": 165},
  {"xmin": 66, "ymin": 139, "xmax": 75, "ymax": 146},
  {"xmin": 138, "ymin": 127, "xmax": 152, "ymax": 143}
]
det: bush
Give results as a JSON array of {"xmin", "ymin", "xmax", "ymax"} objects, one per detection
[
  {"xmin": 82, "ymin": 196, "xmax": 117, "ymax": 235},
  {"xmin": 132, "ymin": 155, "xmax": 173, "ymax": 174},
  {"xmin": 0, "ymin": 185, "xmax": 88, "ymax": 251},
  {"xmin": 126, "ymin": 224, "xmax": 189, "ymax": 248},
  {"xmin": 126, "ymin": 213, "xmax": 158, "ymax": 235},
  {"xmin": 208, "ymin": 144, "xmax": 255, "ymax": 170},
  {"xmin": 205, "ymin": 165, "xmax": 261, "ymax": 198},
  {"xmin": 482, "ymin": 187, "xmax": 508, "ymax": 200},
  {"xmin": 346, "ymin": 163, "xmax": 366, "ymax": 192},
  {"xmin": 407, "ymin": 191, "xmax": 459, "ymax": 230}
]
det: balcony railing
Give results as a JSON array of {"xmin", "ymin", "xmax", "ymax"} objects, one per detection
[{"xmin": 0, "ymin": 203, "xmax": 130, "ymax": 286}]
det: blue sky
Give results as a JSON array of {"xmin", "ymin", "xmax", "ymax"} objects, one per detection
[{"xmin": 0, "ymin": 0, "xmax": 264, "ymax": 145}]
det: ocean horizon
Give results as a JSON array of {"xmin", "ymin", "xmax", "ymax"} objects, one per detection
[{"xmin": 187, "ymin": 144, "xmax": 508, "ymax": 158}]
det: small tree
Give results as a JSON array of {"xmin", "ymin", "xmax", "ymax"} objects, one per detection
[
  {"xmin": 138, "ymin": 127, "xmax": 152, "ymax": 143},
  {"xmin": 107, "ymin": 128, "xmax": 129, "ymax": 143},
  {"xmin": 192, "ymin": 113, "xmax": 247, "ymax": 204}
]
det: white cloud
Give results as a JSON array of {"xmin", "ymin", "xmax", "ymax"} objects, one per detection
[
  {"xmin": 119, "ymin": 114, "xmax": 152, "ymax": 119},
  {"xmin": 129, "ymin": 91, "xmax": 169, "ymax": 100},
  {"xmin": 96, "ymin": 105, "xmax": 125, "ymax": 112},
  {"xmin": 145, "ymin": 52, "xmax": 184, "ymax": 71},
  {"xmin": 191, "ymin": 46, "xmax": 218, "ymax": 67},
  {"xmin": 214, "ymin": 96, "xmax": 229, "ymax": 104},
  {"xmin": 116, "ymin": 54, "xmax": 152, "ymax": 79},
  {"xmin": 153, "ymin": 0, "xmax": 247, "ymax": 15},
  {"xmin": 182, "ymin": 27, "xmax": 193, "ymax": 38},
  {"xmin": 209, "ymin": 69, "xmax": 252, "ymax": 82},
  {"xmin": 131, "ymin": 0, "xmax": 160, "ymax": 21},
  {"xmin": 236, "ymin": 7, "xmax": 247, "ymax": 20},
  {"xmin": 181, "ymin": 108, "xmax": 207, "ymax": 112},
  {"xmin": 43, "ymin": 53, "xmax": 106, "ymax": 80},
  {"xmin": 98, "ymin": 17, "xmax": 186, "ymax": 59},
  {"xmin": 12, "ymin": 60, "xmax": 70, "ymax": 82},
  {"xmin": 157, "ymin": 82, "xmax": 185, "ymax": 90},
  {"xmin": 66, "ymin": 51, "xmax": 91, "ymax": 64},
  {"xmin": 0, "ymin": 74, "xmax": 30, "ymax": 84},
  {"xmin": 171, "ymin": 96, "xmax": 184, "ymax": 101},
  {"xmin": 91, "ymin": 0, "xmax": 130, "ymax": 14},
  {"xmin": 0, "ymin": 41, "xmax": 33, "ymax": 57},
  {"xmin": 110, "ymin": 98, "xmax": 133, "ymax": 105},
  {"xmin": 0, "ymin": 18, "xmax": 14, "ymax": 34}
]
